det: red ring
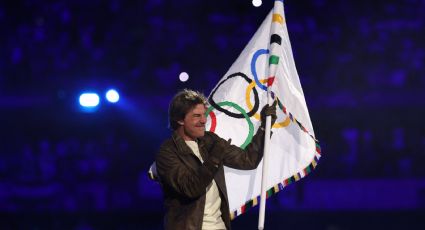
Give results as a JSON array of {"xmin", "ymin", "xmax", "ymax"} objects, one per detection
[{"xmin": 208, "ymin": 110, "xmax": 217, "ymax": 132}]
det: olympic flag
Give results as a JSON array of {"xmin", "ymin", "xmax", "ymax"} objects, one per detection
[{"xmin": 206, "ymin": 0, "xmax": 321, "ymax": 219}]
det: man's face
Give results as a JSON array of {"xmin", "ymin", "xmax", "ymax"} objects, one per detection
[{"xmin": 177, "ymin": 103, "xmax": 207, "ymax": 141}]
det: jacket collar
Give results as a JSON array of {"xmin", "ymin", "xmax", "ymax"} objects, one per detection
[{"xmin": 171, "ymin": 131, "xmax": 206, "ymax": 155}]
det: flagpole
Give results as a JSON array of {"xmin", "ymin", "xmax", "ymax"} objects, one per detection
[
  {"xmin": 258, "ymin": 89, "xmax": 273, "ymax": 230},
  {"xmin": 259, "ymin": 1, "xmax": 282, "ymax": 229}
]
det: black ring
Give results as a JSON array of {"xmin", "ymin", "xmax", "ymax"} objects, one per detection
[{"xmin": 209, "ymin": 72, "xmax": 260, "ymax": 119}]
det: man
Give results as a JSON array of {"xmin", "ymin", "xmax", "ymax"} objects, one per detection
[{"xmin": 155, "ymin": 89, "xmax": 276, "ymax": 230}]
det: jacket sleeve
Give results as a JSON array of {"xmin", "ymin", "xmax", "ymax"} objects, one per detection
[
  {"xmin": 155, "ymin": 143, "xmax": 220, "ymax": 199},
  {"xmin": 211, "ymin": 128, "xmax": 267, "ymax": 170}
]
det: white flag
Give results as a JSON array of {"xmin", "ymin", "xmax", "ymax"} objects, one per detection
[{"xmin": 206, "ymin": 1, "xmax": 321, "ymax": 219}]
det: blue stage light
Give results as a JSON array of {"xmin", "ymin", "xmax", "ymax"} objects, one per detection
[
  {"xmin": 105, "ymin": 89, "xmax": 120, "ymax": 103},
  {"xmin": 79, "ymin": 93, "xmax": 100, "ymax": 107}
]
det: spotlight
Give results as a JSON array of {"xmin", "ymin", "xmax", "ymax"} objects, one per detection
[
  {"xmin": 79, "ymin": 93, "xmax": 100, "ymax": 107},
  {"xmin": 179, "ymin": 72, "xmax": 189, "ymax": 82},
  {"xmin": 106, "ymin": 89, "xmax": 120, "ymax": 103},
  {"xmin": 252, "ymin": 0, "xmax": 262, "ymax": 7}
]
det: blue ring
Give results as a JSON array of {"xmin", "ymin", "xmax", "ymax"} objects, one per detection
[{"xmin": 251, "ymin": 49, "xmax": 269, "ymax": 91}]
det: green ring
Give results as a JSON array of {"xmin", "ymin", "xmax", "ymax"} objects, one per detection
[{"xmin": 206, "ymin": 101, "xmax": 254, "ymax": 149}]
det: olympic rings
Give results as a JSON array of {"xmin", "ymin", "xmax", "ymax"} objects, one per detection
[
  {"xmin": 206, "ymin": 101, "xmax": 254, "ymax": 149},
  {"xmin": 209, "ymin": 72, "xmax": 260, "ymax": 119}
]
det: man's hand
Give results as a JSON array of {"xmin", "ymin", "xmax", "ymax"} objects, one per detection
[
  {"xmin": 208, "ymin": 138, "xmax": 232, "ymax": 166},
  {"xmin": 260, "ymin": 100, "xmax": 277, "ymax": 129}
]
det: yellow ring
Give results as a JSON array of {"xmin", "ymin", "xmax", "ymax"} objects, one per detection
[{"xmin": 245, "ymin": 79, "xmax": 290, "ymax": 128}]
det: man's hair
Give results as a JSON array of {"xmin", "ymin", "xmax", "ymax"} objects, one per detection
[{"xmin": 169, "ymin": 89, "xmax": 208, "ymax": 130}]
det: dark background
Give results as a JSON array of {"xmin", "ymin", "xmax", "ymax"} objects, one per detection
[{"xmin": 1, "ymin": 0, "xmax": 425, "ymax": 229}]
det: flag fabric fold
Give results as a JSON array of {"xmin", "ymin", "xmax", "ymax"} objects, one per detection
[{"xmin": 206, "ymin": 0, "xmax": 321, "ymax": 219}]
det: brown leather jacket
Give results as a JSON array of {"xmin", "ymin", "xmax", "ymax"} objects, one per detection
[{"xmin": 155, "ymin": 129, "xmax": 266, "ymax": 230}]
